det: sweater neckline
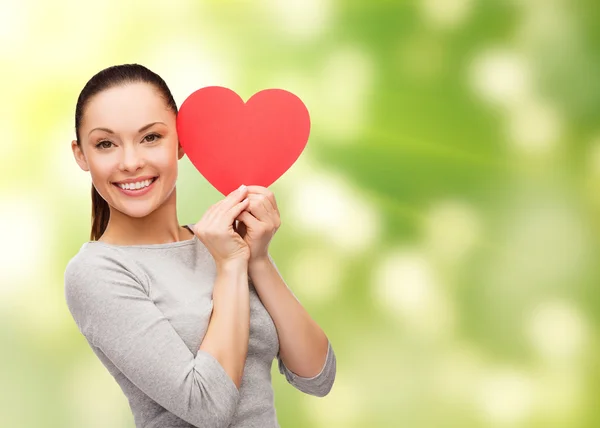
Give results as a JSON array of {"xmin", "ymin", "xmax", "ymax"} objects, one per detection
[{"xmin": 83, "ymin": 224, "xmax": 198, "ymax": 250}]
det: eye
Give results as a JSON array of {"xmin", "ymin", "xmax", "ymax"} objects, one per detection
[
  {"xmin": 95, "ymin": 140, "xmax": 113, "ymax": 149},
  {"xmin": 143, "ymin": 133, "xmax": 161, "ymax": 143}
]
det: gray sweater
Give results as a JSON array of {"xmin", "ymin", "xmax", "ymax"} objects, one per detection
[{"xmin": 64, "ymin": 225, "xmax": 336, "ymax": 428}]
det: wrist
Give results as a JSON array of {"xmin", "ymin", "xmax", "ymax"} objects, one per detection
[
  {"xmin": 216, "ymin": 258, "xmax": 248, "ymax": 276},
  {"xmin": 248, "ymin": 255, "xmax": 271, "ymax": 274}
]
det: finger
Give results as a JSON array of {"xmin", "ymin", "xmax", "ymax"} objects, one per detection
[
  {"xmin": 245, "ymin": 186, "xmax": 278, "ymax": 213},
  {"xmin": 258, "ymin": 193, "xmax": 276, "ymax": 217},
  {"xmin": 216, "ymin": 185, "xmax": 249, "ymax": 216},
  {"xmin": 246, "ymin": 194, "xmax": 271, "ymax": 222},
  {"xmin": 253, "ymin": 192, "xmax": 276, "ymax": 215},
  {"xmin": 236, "ymin": 210, "xmax": 261, "ymax": 230},
  {"xmin": 245, "ymin": 185, "xmax": 279, "ymax": 214},
  {"xmin": 223, "ymin": 197, "xmax": 250, "ymax": 226},
  {"xmin": 251, "ymin": 194, "xmax": 281, "ymax": 230}
]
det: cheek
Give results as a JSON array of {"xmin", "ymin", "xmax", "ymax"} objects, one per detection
[
  {"xmin": 87, "ymin": 156, "xmax": 117, "ymax": 181},
  {"xmin": 153, "ymin": 142, "xmax": 179, "ymax": 170}
]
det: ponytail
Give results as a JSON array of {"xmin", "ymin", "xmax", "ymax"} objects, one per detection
[{"xmin": 90, "ymin": 184, "xmax": 110, "ymax": 241}]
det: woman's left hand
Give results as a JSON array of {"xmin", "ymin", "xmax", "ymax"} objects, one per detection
[{"xmin": 234, "ymin": 186, "xmax": 281, "ymax": 262}]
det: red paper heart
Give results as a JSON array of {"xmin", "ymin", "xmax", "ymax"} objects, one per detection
[{"xmin": 176, "ymin": 86, "xmax": 310, "ymax": 195}]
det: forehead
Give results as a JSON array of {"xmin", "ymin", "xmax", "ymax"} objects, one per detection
[{"xmin": 83, "ymin": 82, "xmax": 173, "ymax": 131}]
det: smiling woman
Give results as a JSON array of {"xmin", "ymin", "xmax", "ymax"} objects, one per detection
[
  {"xmin": 70, "ymin": 67, "xmax": 183, "ymax": 243},
  {"xmin": 64, "ymin": 63, "xmax": 336, "ymax": 428}
]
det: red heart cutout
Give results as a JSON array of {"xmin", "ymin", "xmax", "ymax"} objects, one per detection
[{"xmin": 176, "ymin": 86, "xmax": 310, "ymax": 195}]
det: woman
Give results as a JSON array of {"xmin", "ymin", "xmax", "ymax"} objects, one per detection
[{"xmin": 64, "ymin": 64, "xmax": 336, "ymax": 428}]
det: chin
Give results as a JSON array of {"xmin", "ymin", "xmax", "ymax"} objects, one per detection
[
  {"xmin": 112, "ymin": 203, "xmax": 157, "ymax": 219},
  {"xmin": 106, "ymin": 192, "xmax": 161, "ymax": 219}
]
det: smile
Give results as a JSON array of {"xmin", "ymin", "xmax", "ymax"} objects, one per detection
[{"xmin": 112, "ymin": 177, "xmax": 158, "ymax": 196}]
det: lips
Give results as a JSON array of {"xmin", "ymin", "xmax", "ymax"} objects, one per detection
[{"xmin": 112, "ymin": 177, "xmax": 158, "ymax": 196}]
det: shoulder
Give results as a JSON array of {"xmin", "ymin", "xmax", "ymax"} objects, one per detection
[
  {"xmin": 64, "ymin": 245, "xmax": 149, "ymax": 337},
  {"xmin": 64, "ymin": 245, "xmax": 148, "ymax": 307},
  {"xmin": 65, "ymin": 244, "xmax": 132, "ymax": 282}
]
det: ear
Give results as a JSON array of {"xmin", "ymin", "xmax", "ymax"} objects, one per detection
[
  {"xmin": 72, "ymin": 140, "xmax": 90, "ymax": 172},
  {"xmin": 177, "ymin": 140, "xmax": 185, "ymax": 160}
]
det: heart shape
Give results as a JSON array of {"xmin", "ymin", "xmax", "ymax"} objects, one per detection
[{"xmin": 176, "ymin": 86, "xmax": 310, "ymax": 195}]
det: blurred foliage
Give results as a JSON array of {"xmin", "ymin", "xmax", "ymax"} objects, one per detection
[{"xmin": 1, "ymin": 0, "xmax": 599, "ymax": 427}]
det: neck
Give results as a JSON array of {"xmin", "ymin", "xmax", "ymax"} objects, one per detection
[{"xmin": 100, "ymin": 187, "xmax": 191, "ymax": 245}]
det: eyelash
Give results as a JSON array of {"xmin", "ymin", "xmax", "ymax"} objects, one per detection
[{"xmin": 95, "ymin": 133, "xmax": 162, "ymax": 149}]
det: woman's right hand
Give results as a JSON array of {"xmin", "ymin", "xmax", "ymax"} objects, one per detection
[{"xmin": 191, "ymin": 184, "xmax": 251, "ymax": 270}]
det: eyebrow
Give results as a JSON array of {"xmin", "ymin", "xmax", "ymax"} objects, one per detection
[{"xmin": 88, "ymin": 121, "xmax": 167, "ymax": 137}]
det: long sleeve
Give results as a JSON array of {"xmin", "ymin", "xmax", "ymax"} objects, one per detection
[
  {"xmin": 64, "ymin": 251, "xmax": 240, "ymax": 428},
  {"xmin": 277, "ymin": 340, "xmax": 336, "ymax": 397}
]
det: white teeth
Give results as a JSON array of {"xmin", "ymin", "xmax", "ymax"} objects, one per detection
[{"xmin": 118, "ymin": 178, "xmax": 154, "ymax": 190}]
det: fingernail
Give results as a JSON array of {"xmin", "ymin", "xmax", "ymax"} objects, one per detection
[{"xmin": 239, "ymin": 184, "xmax": 246, "ymax": 192}]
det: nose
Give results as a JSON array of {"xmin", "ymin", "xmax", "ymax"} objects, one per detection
[{"xmin": 119, "ymin": 143, "xmax": 145, "ymax": 172}]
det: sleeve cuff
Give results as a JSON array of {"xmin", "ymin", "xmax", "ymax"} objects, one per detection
[{"xmin": 278, "ymin": 341, "xmax": 336, "ymax": 397}]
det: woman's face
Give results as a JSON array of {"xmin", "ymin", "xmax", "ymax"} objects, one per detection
[{"xmin": 72, "ymin": 82, "xmax": 184, "ymax": 219}]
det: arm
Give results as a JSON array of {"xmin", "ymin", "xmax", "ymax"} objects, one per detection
[
  {"xmin": 199, "ymin": 261, "xmax": 250, "ymax": 390},
  {"xmin": 64, "ymin": 252, "xmax": 243, "ymax": 428},
  {"xmin": 248, "ymin": 254, "xmax": 336, "ymax": 397}
]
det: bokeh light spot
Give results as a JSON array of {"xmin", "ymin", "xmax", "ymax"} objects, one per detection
[
  {"xmin": 477, "ymin": 368, "xmax": 535, "ymax": 425},
  {"xmin": 288, "ymin": 169, "xmax": 380, "ymax": 253},
  {"xmin": 420, "ymin": 0, "xmax": 474, "ymax": 30},
  {"xmin": 527, "ymin": 299, "xmax": 589, "ymax": 365},
  {"xmin": 372, "ymin": 249, "xmax": 455, "ymax": 337},
  {"xmin": 469, "ymin": 48, "xmax": 533, "ymax": 109},
  {"xmin": 423, "ymin": 199, "xmax": 482, "ymax": 265}
]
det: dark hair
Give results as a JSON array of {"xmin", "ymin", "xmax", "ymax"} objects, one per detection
[{"xmin": 74, "ymin": 64, "xmax": 178, "ymax": 241}]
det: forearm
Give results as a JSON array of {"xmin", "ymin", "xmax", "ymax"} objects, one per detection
[
  {"xmin": 248, "ymin": 256, "xmax": 329, "ymax": 377},
  {"xmin": 199, "ymin": 263, "xmax": 250, "ymax": 389}
]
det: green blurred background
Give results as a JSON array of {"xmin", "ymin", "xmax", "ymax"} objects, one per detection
[{"xmin": 1, "ymin": 0, "xmax": 599, "ymax": 427}]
